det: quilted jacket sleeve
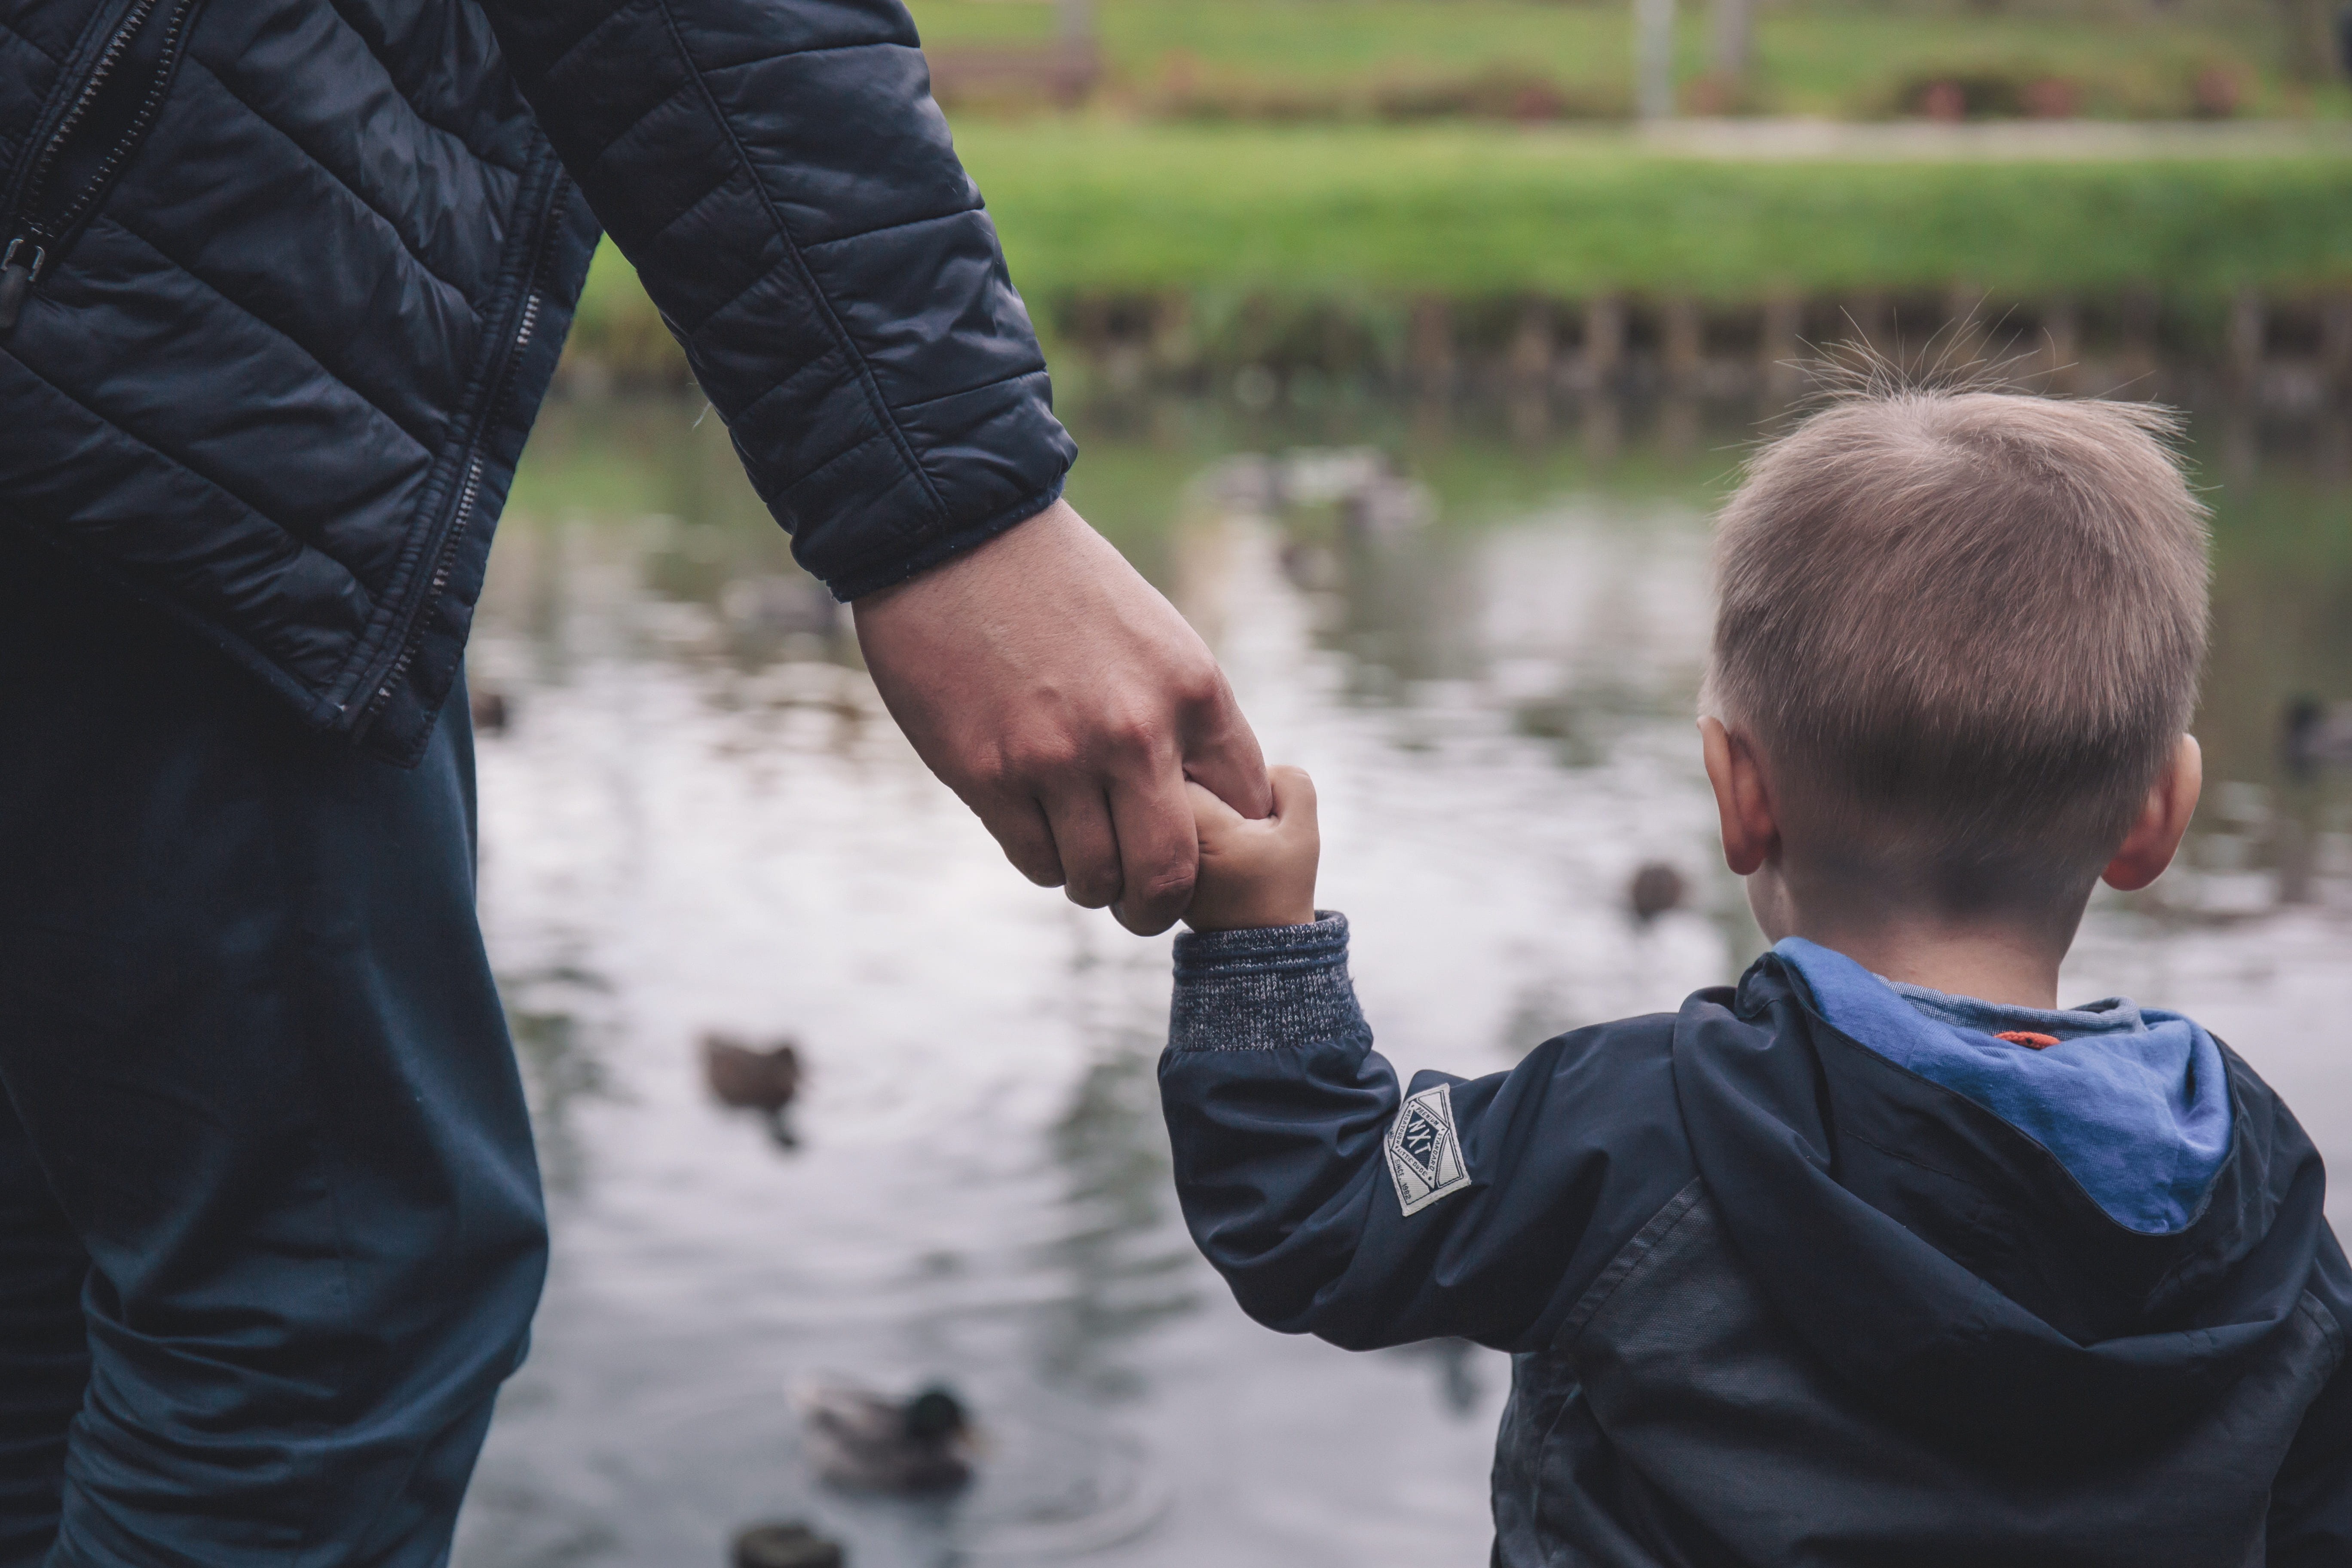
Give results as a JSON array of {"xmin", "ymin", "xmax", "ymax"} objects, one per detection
[{"xmin": 478, "ymin": 0, "xmax": 1076, "ymax": 599}]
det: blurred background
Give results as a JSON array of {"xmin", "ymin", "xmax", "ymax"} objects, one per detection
[{"xmin": 453, "ymin": 4, "xmax": 2352, "ymax": 1564}]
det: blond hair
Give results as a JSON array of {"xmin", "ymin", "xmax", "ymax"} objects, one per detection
[{"xmin": 1705, "ymin": 390, "xmax": 2209, "ymax": 913}]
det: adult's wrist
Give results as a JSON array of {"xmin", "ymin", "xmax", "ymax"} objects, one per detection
[{"xmin": 844, "ymin": 492, "xmax": 1073, "ymax": 607}]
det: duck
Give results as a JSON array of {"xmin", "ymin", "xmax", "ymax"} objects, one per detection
[
  {"xmin": 468, "ymin": 683, "xmax": 510, "ymax": 735},
  {"xmin": 702, "ymin": 1033, "xmax": 803, "ymax": 1147},
  {"xmin": 2284, "ymin": 695, "xmax": 2352, "ymax": 778},
  {"xmin": 730, "ymin": 1521, "xmax": 845, "ymax": 1568},
  {"xmin": 1627, "ymin": 861, "xmax": 1687, "ymax": 926},
  {"xmin": 796, "ymin": 1381, "xmax": 977, "ymax": 1494}
]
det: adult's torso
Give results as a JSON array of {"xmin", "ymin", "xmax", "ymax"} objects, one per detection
[{"xmin": 0, "ymin": 0, "xmax": 597, "ymax": 763}]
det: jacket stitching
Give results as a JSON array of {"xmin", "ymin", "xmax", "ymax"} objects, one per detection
[
  {"xmin": 0, "ymin": 14, "xmax": 63, "ymax": 64},
  {"xmin": 645, "ymin": 173, "xmax": 775, "ymax": 333},
  {"xmin": 96, "ymin": 215, "xmax": 445, "ymax": 459},
  {"xmin": 677, "ymin": 245, "xmax": 791, "ymax": 344},
  {"xmin": 568, "ymin": 72, "xmax": 689, "ymax": 175},
  {"xmin": 888, "ymin": 364, "xmax": 1047, "ymax": 418},
  {"xmin": 1843, "ymin": 1125, "xmax": 1979, "ymax": 1188},
  {"xmin": 1554, "ymin": 1179, "xmax": 1706, "ymax": 1352},
  {"xmin": 643, "ymin": 0, "xmax": 950, "ymax": 528},
  {"xmin": 532, "ymin": 0, "xmax": 647, "ymax": 108},
  {"xmin": 798, "ymin": 202, "xmax": 985, "ymax": 258},
  {"xmin": 326, "ymin": 147, "xmax": 566, "ymax": 726},
  {"xmin": 822, "ymin": 478, "xmax": 1064, "ymax": 599},
  {"xmin": 185, "ymin": 54, "xmax": 491, "ymax": 307},
  {"xmin": 318, "ymin": 0, "xmax": 530, "ymax": 175},
  {"xmin": 700, "ymin": 38, "xmax": 915, "ymax": 71},
  {"xmin": 717, "ymin": 343, "xmax": 843, "ymax": 432},
  {"xmin": 4, "ymin": 346, "xmax": 371, "ymax": 614},
  {"xmin": 779, "ymin": 426, "xmax": 892, "ymax": 496}
]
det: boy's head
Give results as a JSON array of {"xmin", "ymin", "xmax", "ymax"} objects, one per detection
[{"xmin": 1702, "ymin": 389, "xmax": 2209, "ymax": 936}]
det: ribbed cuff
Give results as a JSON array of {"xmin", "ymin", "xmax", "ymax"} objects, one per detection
[{"xmin": 1169, "ymin": 912, "xmax": 1368, "ymax": 1054}]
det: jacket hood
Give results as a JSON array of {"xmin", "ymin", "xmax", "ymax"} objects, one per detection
[
  {"xmin": 1673, "ymin": 953, "xmax": 2332, "ymax": 1464},
  {"xmin": 1773, "ymin": 935, "xmax": 2233, "ymax": 1234}
]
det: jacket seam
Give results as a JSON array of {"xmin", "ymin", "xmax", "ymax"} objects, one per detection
[
  {"xmin": 721, "ymin": 342, "xmax": 843, "ymax": 431},
  {"xmin": 97, "ymin": 214, "xmax": 445, "ymax": 460},
  {"xmin": 1842, "ymin": 1125, "xmax": 1980, "ymax": 1189},
  {"xmin": 700, "ymin": 37, "xmax": 913, "ymax": 71},
  {"xmin": 185, "ymin": 54, "xmax": 491, "ymax": 307},
  {"xmin": 318, "ymin": 0, "xmax": 529, "ymax": 175},
  {"xmin": 533, "ymin": 0, "xmax": 649, "ymax": 109},
  {"xmin": 888, "ymin": 364, "xmax": 1047, "ymax": 418},
  {"xmin": 5, "ymin": 314, "xmax": 377, "ymax": 610},
  {"xmin": 2304, "ymin": 1289, "xmax": 2349, "ymax": 1369},
  {"xmin": 779, "ymin": 426, "xmax": 892, "ymax": 496},
  {"xmin": 827, "ymin": 478, "xmax": 1062, "ymax": 598},
  {"xmin": 643, "ymin": 0, "xmax": 951, "ymax": 529},
  {"xmin": 799, "ymin": 204, "xmax": 983, "ymax": 258},
  {"xmin": 329, "ymin": 147, "xmax": 565, "ymax": 729},
  {"xmin": 652, "ymin": 175, "xmax": 774, "ymax": 334},
  {"xmin": 1553, "ymin": 1179, "xmax": 1706, "ymax": 1352},
  {"xmin": 0, "ymin": 14, "xmax": 63, "ymax": 64}
]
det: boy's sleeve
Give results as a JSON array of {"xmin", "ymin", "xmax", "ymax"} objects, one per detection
[{"xmin": 1159, "ymin": 913, "xmax": 1698, "ymax": 1354}]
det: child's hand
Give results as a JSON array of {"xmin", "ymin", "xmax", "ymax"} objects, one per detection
[{"xmin": 1182, "ymin": 765, "xmax": 1320, "ymax": 932}]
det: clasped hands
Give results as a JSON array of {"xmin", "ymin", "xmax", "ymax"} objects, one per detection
[{"xmin": 854, "ymin": 500, "xmax": 1318, "ymax": 936}]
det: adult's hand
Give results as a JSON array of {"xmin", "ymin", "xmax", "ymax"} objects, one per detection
[{"xmin": 852, "ymin": 500, "xmax": 1271, "ymax": 935}]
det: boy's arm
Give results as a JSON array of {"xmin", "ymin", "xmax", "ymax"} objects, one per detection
[{"xmin": 1161, "ymin": 772, "xmax": 1697, "ymax": 1353}]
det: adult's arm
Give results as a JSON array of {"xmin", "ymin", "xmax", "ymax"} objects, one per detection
[
  {"xmin": 481, "ymin": 0, "xmax": 1063, "ymax": 594},
  {"xmin": 476, "ymin": 0, "xmax": 1269, "ymax": 928}
]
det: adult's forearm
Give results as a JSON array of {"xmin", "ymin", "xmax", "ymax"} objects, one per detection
[{"xmin": 480, "ymin": 0, "xmax": 1075, "ymax": 593}]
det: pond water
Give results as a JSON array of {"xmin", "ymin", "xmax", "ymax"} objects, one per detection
[{"xmin": 450, "ymin": 392, "xmax": 2352, "ymax": 1568}]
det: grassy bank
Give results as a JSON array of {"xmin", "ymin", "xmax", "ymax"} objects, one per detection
[
  {"xmin": 570, "ymin": 125, "xmax": 2352, "ymax": 374},
  {"xmin": 957, "ymin": 126, "xmax": 2352, "ymax": 297},
  {"xmin": 904, "ymin": 0, "xmax": 2340, "ymax": 120}
]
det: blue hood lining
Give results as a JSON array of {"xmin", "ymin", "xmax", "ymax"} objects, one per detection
[{"xmin": 1774, "ymin": 938, "xmax": 2232, "ymax": 1235}]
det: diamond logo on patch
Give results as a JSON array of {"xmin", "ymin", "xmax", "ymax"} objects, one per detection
[{"xmin": 1384, "ymin": 1083, "xmax": 1471, "ymax": 1216}]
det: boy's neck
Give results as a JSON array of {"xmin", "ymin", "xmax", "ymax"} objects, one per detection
[{"xmin": 1779, "ymin": 919, "xmax": 2067, "ymax": 1011}]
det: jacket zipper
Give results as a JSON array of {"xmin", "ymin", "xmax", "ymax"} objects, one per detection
[
  {"xmin": 0, "ymin": 0, "xmax": 204, "ymax": 334},
  {"xmin": 357, "ymin": 174, "xmax": 566, "ymax": 735}
]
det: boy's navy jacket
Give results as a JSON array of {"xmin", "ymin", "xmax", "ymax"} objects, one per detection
[
  {"xmin": 1161, "ymin": 915, "xmax": 2352, "ymax": 1567},
  {"xmin": 0, "ymin": 0, "xmax": 1070, "ymax": 763}
]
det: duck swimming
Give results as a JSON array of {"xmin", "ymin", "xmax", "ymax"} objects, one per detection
[
  {"xmin": 796, "ymin": 1381, "xmax": 976, "ymax": 1494},
  {"xmin": 701, "ymin": 1033, "xmax": 803, "ymax": 1147},
  {"xmin": 1626, "ymin": 861, "xmax": 1686, "ymax": 926},
  {"xmin": 730, "ymin": 1521, "xmax": 844, "ymax": 1568}
]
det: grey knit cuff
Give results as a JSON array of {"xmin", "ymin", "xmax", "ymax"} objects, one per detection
[{"xmin": 1168, "ymin": 912, "xmax": 1368, "ymax": 1054}]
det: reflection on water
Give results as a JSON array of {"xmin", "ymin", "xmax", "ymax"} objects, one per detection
[{"xmin": 453, "ymin": 393, "xmax": 2352, "ymax": 1568}]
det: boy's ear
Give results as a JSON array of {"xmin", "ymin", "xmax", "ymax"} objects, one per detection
[
  {"xmin": 1700, "ymin": 717, "xmax": 1779, "ymax": 877},
  {"xmin": 2102, "ymin": 735, "xmax": 2203, "ymax": 894}
]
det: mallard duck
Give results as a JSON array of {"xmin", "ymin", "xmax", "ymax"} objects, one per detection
[
  {"xmin": 796, "ymin": 1381, "xmax": 976, "ymax": 1494},
  {"xmin": 702, "ymin": 1033, "xmax": 802, "ymax": 1147}
]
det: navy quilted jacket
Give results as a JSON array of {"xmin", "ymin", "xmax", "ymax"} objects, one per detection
[{"xmin": 0, "ymin": 0, "xmax": 1073, "ymax": 764}]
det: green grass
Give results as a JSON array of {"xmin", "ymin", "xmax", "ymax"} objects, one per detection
[
  {"xmin": 904, "ymin": 0, "xmax": 2336, "ymax": 119},
  {"xmin": 964, "ymin": 125, "xmax": 2352, "ymax": 297},
  {"xmin": 568, "ymin": 126, "xmax": 2352, "ymax": 374}
]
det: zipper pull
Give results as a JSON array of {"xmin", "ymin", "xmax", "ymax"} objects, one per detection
[{"xmin": 0, "ymin": 239, "xmax": 46, "ymax": 334}]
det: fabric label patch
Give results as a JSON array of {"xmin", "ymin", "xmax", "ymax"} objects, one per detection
[{"xmin": 1385, "ymin": 1083, "xmax": 1472, "ymax": 1216}]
